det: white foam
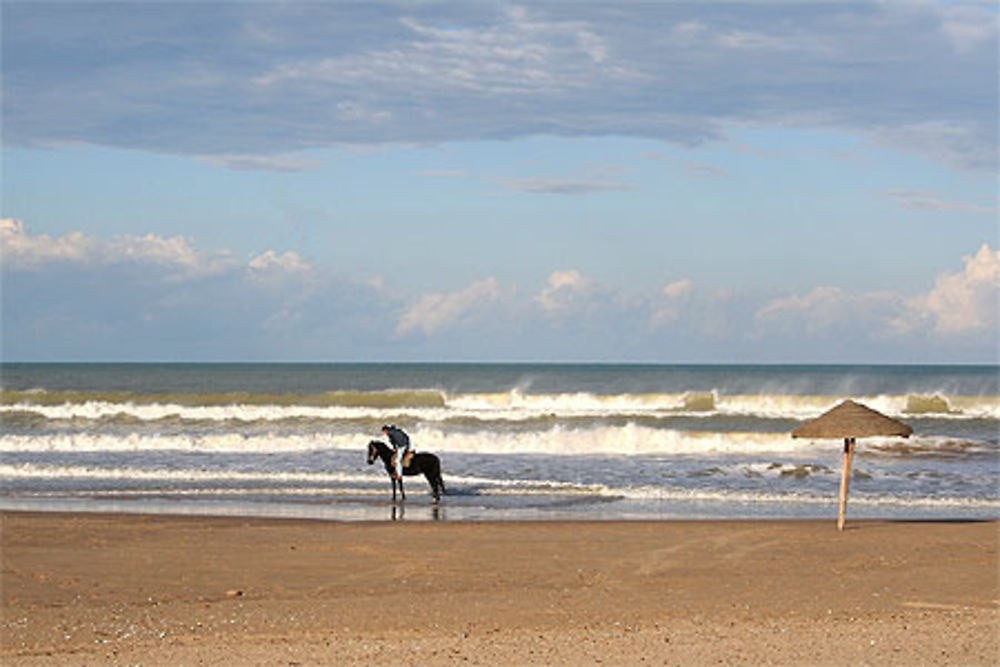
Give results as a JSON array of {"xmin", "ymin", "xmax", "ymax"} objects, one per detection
[
  {"xmin": 0, "ymin": 426, "xmax": 816, "ymax": 456},
  {"xmin": 413, "ymin": 424, "xmax": 813, "ymax": 455},
  {"xmin": 3, "ymin": 464, "xmax": 995, "ymax": 511},
  {"xmin": 1, "ymin": 423, "xmax": 989, "ymax": 458},
  {"xmin": 0, "ymin": 462, "xmax": 372, "ymax": 484},
  {"xmin": 0, "ymin": 401, "xmax": 443, "ymax": 422},
  {"xmin": 600, "ymin": 484, "xmax": 1000, "ymax": 509},
  {"xmin": 9, "ymin": 487, "xmax": 387, "ymax": 498},
  {"xmin": 4, "ymin": 391, "xmax": 997, "ymax": 422}
]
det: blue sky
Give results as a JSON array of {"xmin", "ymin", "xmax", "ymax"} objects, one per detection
[{"xmin": 2, "ymin": 1, "xmax": 997, "ymax": 363}]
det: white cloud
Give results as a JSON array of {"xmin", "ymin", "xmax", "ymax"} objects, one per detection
[
  {"xmin": 754, "ymin": 286, "xmax": 903, "ymax": 337},
  {"xmin": 534, "ymin": 269, "xmax": 594, "ymax": 314},
  {"xmin": 753, "ymin": 244, "xmax": 1000, "ymax": 343},
  {"xmin": 397, "ymin": 277, "xmax": 504, "ymax": 336},
  {"xmin": 248, "ymin": 250, "xmax": 311, "ymax": 274},
  {"xmin": 246, "ymin": 251, "xmax": 314, "ymax": 292},
  {"xmin": 2, "ymin": 218, "xmax": 229, "ymax": 278},
  {"xmin": 254, "ymin": 7, "xmax": 635, "ymax": 97},
  {"xmin": 5, "ymin": 219, "xmax": 996, "ymax": 361},
  {"xmin": 117, "ymin": 234, "xmax": 217, "ymax": 276},
  {"xmin": 896, "ymin": 244, "xmax": 1000, "ymax": 336},
  {"xmin": 1, "ymin": 218, "xmax": 96, "ymax": 267},
  {"xmin": 662, "ymin": 278, "xmax": 694, "ymax": 299},
  {"xmin": 651, "ymin": 278, "xmax": 695, "ymax": 326},
  {"xmin": 2, "ymin": 219, "xmax": 387, "ymax": 361},
  {"xmin": 1, "ymin": 219, "xmax": 311, "ymax": 282},
  {"xmin": 6, "ymin": 3, "xmax": 995, "ymax": 170}
]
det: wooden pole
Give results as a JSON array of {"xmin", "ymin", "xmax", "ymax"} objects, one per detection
[{"xmin": 837, "ymin": 438, "xmax": 856, "ymax": 531}]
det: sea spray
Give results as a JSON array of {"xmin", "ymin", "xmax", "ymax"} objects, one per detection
[{"xmin": 4, "ymin": 391, "xmax": 998, "ymax": 422}]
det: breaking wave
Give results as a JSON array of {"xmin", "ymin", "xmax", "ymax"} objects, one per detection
[
  {"xmin": 2, "ymin": 389, "xmax": 997, "ymax": 423},
  {"xmin": 1, "ymin": 389, "xmax": 448, "ymax": 409},
  {"xmin": 0, "ymin": 426, "xmax": 989, "ymax": 458}
]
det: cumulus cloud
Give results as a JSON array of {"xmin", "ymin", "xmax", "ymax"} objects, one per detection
[
  {"xmin": 1, "ymin": 219, "xmax": 322, "ymax": 283},
  {"xmin": 248, "ymin": 250, "xmax": 312, "ymax": 275},
  {"xmin": 4, "ymin": 219, "xmax": 996, "ymax": 361},
  {"xmin": 1, "ymin": 218, "xmax": 238, "ymax": 280},
  {"xmin": 534, "ymin": 270, "xmax": 595, "ymax": 314},
  {"xmin": 895, "ymin": 244, "xmax": 1000, "ymax": 336},
  {"xmin": 1, "ymin": 218, "xmax": 97, "ymax": 267},
  {"xmin": 754, "ymin": 286, "xmax": 904, "ymax": 338},
  {"xmin": 651, "ymin": 278, "xmax": 695, "ymax": 326},
  {"xmin": 752, "ymin": 244, "xmax": 1000, "ymax": 346},
  {"xmin": 0, "ymin": 220, "xmax": 363, "ymax": 360},
  {"xmin": 395, "ymin": 244, "xmax": 998, "ymax": 359},
  {"xmin": 396, "ymin": 278, "xmax": 504, "ymax": 336}
]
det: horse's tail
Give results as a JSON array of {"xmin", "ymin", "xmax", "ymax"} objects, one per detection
[
  {"xmin": 435, "ymin": 461, "xmax": 448, "ymax": 494},
  {"xmin": 429, "ymin": 454, "xmax": 445, "ymax": 500}
]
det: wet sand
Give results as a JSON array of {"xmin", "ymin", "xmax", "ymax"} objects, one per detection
[{"xmin": 2, "ymin": 511, "xmax": 997, "ymax": 665}]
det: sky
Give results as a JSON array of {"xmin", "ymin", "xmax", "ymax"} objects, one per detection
[{"xmin": 1, "ymin": 1, "xmax": 998, "ymax": 363}]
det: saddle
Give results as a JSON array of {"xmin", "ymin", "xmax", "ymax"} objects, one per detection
[{"xmin": 392, "ymin": 450, "xmax": 415, "ymax": 469}]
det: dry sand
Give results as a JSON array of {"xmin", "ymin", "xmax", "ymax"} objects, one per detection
[{"xmin": 2, "ymin": 511, "xmax": 997, "ymax": 665}]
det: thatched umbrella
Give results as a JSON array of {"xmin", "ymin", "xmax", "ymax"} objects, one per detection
[{"xmin": 792, "ymin": 400, "xmax": 913, "ymax": 530}]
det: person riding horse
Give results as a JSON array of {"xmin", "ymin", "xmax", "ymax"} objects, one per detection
[{"xmin": 381, "ymin": 424, "xmax": 411, "ymax": 481}]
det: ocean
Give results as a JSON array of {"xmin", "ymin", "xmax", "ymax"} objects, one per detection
[{"xmin": 1, "ymin": 363, "xmax": 997, "ymax": 522}]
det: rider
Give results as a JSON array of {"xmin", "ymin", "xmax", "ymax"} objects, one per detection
[{"xmin": 382, "ymin": 424, "xmax": 411, "ymax": 481}]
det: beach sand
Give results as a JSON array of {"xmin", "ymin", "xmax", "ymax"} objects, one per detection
[{"xmin": 2, "ymin": 512, "xmax": 997, "ymax": 665}]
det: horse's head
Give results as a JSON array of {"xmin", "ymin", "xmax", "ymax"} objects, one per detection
[{"xmin": 366, "ymin": 440, "xmax": 382, "ymax": 465}]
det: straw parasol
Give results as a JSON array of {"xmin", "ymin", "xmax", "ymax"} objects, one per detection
[{"xmin": 792, "ymin": 400, "xmax": 913, "ymax": 530}]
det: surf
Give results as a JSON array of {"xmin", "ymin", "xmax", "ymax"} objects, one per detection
[{"xmin": 4, "ymin": 390, "xmax": 996, "ymax": 424}]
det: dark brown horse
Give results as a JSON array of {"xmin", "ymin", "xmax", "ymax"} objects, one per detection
[{"xmin": 366, "ymin": 440, "xmax": 445, "ymax": 503}]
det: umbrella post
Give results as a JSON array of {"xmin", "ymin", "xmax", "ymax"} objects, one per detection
[{"xmin": 837, "ymin": 437, "xmax": 856, "ymax": 531}]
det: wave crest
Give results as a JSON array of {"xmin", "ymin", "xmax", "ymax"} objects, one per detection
[
  {"xmin": 0, "ymin": 389, "xmax": 447, "ymax": 409},
  {"xmin": 2, "ymin": 389, "xmax": 997, "ymax": 423},
  {"xmin": 904, "ymin": 394, "xmax": 954, "ymax": 415}
]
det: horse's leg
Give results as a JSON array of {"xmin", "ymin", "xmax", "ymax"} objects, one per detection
[
  {"xmin": 424, "ymin": 471, "xmax": 439, "ymax": 503},
  {"xmin": 431, "ymin": 459, "xmax": 445, "ymax": 497}
]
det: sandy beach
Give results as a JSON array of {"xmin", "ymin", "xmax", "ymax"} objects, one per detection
[{"xmin": 1, "ymin": 511, "xmax": 997, "ymax": 665}]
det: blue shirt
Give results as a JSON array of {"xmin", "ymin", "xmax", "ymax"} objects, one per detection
[{"xmin": 384, "ymin": 426, "xmax": 410, "ymax": 450}]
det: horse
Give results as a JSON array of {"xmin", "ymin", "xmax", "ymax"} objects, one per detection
[{"xmin": 366, "ymin": 440, "xmax": 446, "ymax": 503}]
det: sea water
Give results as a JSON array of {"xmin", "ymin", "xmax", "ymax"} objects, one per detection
[{"xmin": 1, "ymin": 363, "xmax": 997, "ymax": 521}]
